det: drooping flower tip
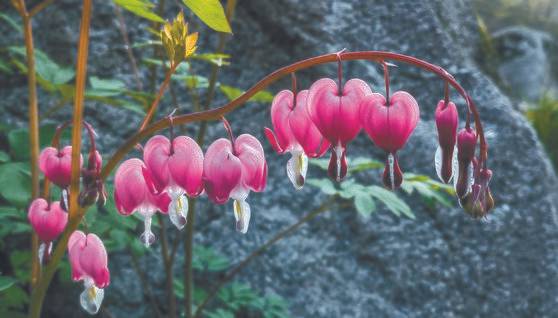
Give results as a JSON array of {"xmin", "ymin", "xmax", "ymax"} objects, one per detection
[{"xmin": 28, "ymin": 198, "xmax": 68, "ymax": 243}]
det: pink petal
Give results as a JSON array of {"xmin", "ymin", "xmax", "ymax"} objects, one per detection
[
  {"xmin": 263, "ymin": 127, "xmax": 284, "ymax": 154},
  {"xmin": 289, "ymin": 90, "xmax": 331, "ymax": 158},
  {"xmin": 269, "ymin": 90, "xmax": 298, "ymax": 152},
  {"xmin": 168, "ymin": 136, "xmax": 204, "ymax": 197},
  {"xmin": 203, "ymin": 139, "xmax": 242, "ymax": 204},
  {"xmin": 114, "ymin": 159, "xmax": 162, "ymax": 216},
  {"xmin": 361, "ymin": 91, "xmax": 419, "ymax": 153},
  {"xmin": 307, "ymin": 78, "xmax": 371, "ymax": 146},
  {"xmin": 68, "ymin": 230, "xmax": 87, "ymax": 282},
  {"xmin": 143, "ymin": 135, "xmax": 171, "ymax": 193},
  {"xmin": 79, "ymin": 233, "xmax": 110, "ymax": 288},
  {"xmin": 235, "ymin": 134, "xmax": 267, "ymax": 193}
]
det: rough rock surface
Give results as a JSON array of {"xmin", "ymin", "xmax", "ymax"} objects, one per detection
[{"xmin": 1, "ymin": 0, "xmax": 558, "ymax": 317}]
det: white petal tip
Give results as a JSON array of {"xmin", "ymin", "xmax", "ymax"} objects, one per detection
[
  {"xmin": 80, "ymin": 283, "xmax": 104, "ymax": 315},
  {"xmin": 233, "ymin": 199, "xmax": 251, "ymax": 234}
]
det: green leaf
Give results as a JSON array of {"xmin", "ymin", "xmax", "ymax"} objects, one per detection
[
  {"xmin": 349, "ymin": 157, "xmax": 383, "ymax": 172},
  {"xmin": 219, "ymin": 85, "xmax": 274, "ymax": 103},
  {"xmin": 0, "ymin": 151, "xmax": 9, "ymax": 163},
  {"xmin": 0, "ymin": 163, "xmax": 31, "ymax": 207},
  {"xmin": 8, "ymin": 46, "xmax": 75, "ymax": 85},
  {"xmin": 193, "ymin": 246, "xmax": 230, "ymax": 272},
  {"xmin": 205, "ymin": 309, "xmax": 235, "ymax": 318},
  {"xmin": 354, "ymin": 193, "xmax": 376, "ymax": 217},
  {"xmin": 87, "ymin": 76, "xmax": 127, "ymax": 97},
  {"xmin": 182, "ymin": 0, "xmax": 232, "ymax": 33},
  {"xmin": 0, "ymin": 58, "xmax": 12, "ymax": 74},
  {"xmin": 8, "ymin": 124, "xmax": 70, "ymax": 161},
  {"xmin": 191, "ymin": 53, "xmax": 230, "ymax": 66},
  {"xmin": 0, "ymin": 284, "xmax": 28, "ymax": 309},
  {"xmin": 0, "ymin": 13, "xmax": 22, "ymax": 33},
  {"xmin": 0, "ymin": 276, "xmax": 16, "ymax": 292},
  {"xmin": 309, "ymin": 158, "xmax": 330, "ymax": 171},
  {"xmin": 114, "ymin": 0, "xmax": 165, "ymax": 23},
  {"xmin": 305, "ymin": 178, "xmax": 337, "ymax": 195},
  {"xmin": 369, "ymin": 185, "xmax": 415, "ymax": 219}
]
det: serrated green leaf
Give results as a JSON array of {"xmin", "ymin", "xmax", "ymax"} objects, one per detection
[
  {"xmin": 354, "ymin": 193, "xmax": 376, "ymax": 217},
  {"xmin": 114, "ymin": 0, "xmax": 165, "ymax": 23},
  {"xmin": 182, "ymin": 0, "xmax": 232, "ymax": 33},
  {"xmin": 305, "ymin": 178, "xmax": 337, "ymax": 195},
  {"xmin": 8, "ymin": 124, "xmax": 70, "ymax": 161},
  {"xmin": 369, "ymin": 185, "xmax": 415, "ymax": 219}
]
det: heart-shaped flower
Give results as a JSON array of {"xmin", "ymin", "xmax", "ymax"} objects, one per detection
[
  {"xmin": 265, "ymin": 89, "xmax": 329, "ymax": 189},
  {"xmin": 203, "ymin": 134, "xmax": 267, "ymax": 233},
  {"xmin": 434, "ymin": 100, "xmax": 459, "ymax": 183},
  {"xmin": 307, "ymin": 78, "xmax": 372, "ymax": 181},
  {"xmin": 114, "ymin": 158, "xmax": 171, "ymax": 246},
  {"xmin": 143, "ymin": 135, "xmax": 204, "ymax": 229},
  {"xmin": 68, "ymin": 231, "xmax": 110, "ymax": 314},
  {"xmin": 360, "ymin": 91, "xmax": 420, "ymax": 189},
  {"xmin": 28, "ymin": 198, "xmax": 68, "ymax": 243},
  {"xmin": 39, "ymin": 146, "xmax": 83, "ymax": 188}
]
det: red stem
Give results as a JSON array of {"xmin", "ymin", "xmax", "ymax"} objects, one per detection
[
  {"xmin": 382, "ymin": 60, "xmax": 390, "ymax": 104},
  {"xmin": 291, "ymin": 72, "xmax": 297, "ymax": 109},
  {"xmin": 101, "ymin": 50, "xmax": 489, "ymax": 180}
]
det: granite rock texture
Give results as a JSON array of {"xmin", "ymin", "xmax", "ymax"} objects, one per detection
[{"xmin": 1, "ymin": 0, "xmax": 558, "ymax": 317}]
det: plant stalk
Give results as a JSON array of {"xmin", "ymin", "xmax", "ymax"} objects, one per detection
[
  {"xmin": 14, "ymin": 0, "xmax": 42, "ymax": 290},
  {"xmin": 139, "ymin": 64, "xmax": 176, "ymax": 131},
  {"xmin": 157, "ymin": 213, "xmax": 177, "ymax": 318},
  {"xmin": 28, "ymin": 0, "xmax": 92, "ymax": 316},
  {"xmin": 183, "ymin": 197, "xmax": 196, "ymax": 318}
]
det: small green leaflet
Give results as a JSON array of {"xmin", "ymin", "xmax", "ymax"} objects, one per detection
[
  {"xmin": 182, "ymin": 0, "xmax": 232, "ymax": 33},
  {"xmin": 0, "ymin": 276, "xmax": 17, "ymax": 292},
  {"xmin": 369, "ymin": 185, "xmax": 415, "ymax": 219},
  {"xmin": 114, "ymin": 0, "xmax": 165, "ymax": 23},
  {"xmin": 220, "ymin": 85, "xmax": 274, "ymax": 103}
]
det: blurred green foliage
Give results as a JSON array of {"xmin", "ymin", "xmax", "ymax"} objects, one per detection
[{"xmin": 526, "ymin": 95, "xmax": 558, "ymax": 168}]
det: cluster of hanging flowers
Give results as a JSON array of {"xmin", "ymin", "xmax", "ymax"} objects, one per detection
[
  {"xmin": 28, "ymin": 121, "xmax": 110, "ymax": 314},
  {"xmin": 114, "ymin": 116, "xmax": 267, "ymax": 244},
  {"xmin": 266, "ymin": 55, "xmax": 494, "ymax": 218}
]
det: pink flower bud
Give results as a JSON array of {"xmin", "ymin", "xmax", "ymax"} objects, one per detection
[
  {"xmin": 27, "ymin": 198, "xmax": 67, "ymax": 243},
  {"xmin": 434, "ymin": 100, "xmax": 458, "ymax": 183},
  {"xmin": 455, "ymin": 128, "xmax": 477, "ymax": 198},
  {"xmin": 39, "ymin": 146, "xmax": 83, "ymax": 188},
  {"xmin": 203, "ymin": 134, "xmax": 267, "ymax": 233},
  {"xmin": 360, "ymin": 91, "xmax": 419, "ymax": 189},
  {"xmin": 307, "ymin": 78, "xmax": 372, "ymax": 181}
]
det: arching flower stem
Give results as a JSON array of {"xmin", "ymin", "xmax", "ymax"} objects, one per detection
[
  {"xmin": 381, "ymin": 60, "xmax": 391, "ymax": 104},
  {"xmin": 291, "ymin": 72, "xmax": 297, "ymax": 109}
]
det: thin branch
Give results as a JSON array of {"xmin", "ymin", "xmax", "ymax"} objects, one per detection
[
  {"xmin": 183, "ymin": 197, "xmax": 196, "ymax": 318},
  {"xmin": 28, "ymin": 1, "xmax": 93, "ymax": 316},
  {"xmin": 100, "ymin": 50, "xmax": 489, "ymax": 181},
  {"xmin": 139, "ymin": 64, "xmax": 176, "ymax": 131},
  {"xmin": 193, "ymin": 199, "xmax": 337, "ymax": 318},
  {"xmin": 15, "ymin": 0, "xmax": 41, "ymax": 289},
  {"xmin": 113, "ymin": 5, "xmax": 143, "ymax": 91},
  {"xmin": 29, "ymin": 0, "xmax": 55, "ymax": 17},
  {"xmin": 157, "ymin": 214, "xmax": 177, "ymax": 318}
]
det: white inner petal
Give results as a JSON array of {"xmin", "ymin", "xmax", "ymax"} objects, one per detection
[
  {"xmin": 169, "ymin": 194, "xmax": 188, "ymax": 230},
  {"xmin": 388, "ymin": 153, "xmax": 395, "ymax": 190},
  {"xmin": 334, "ymin": 144, "xmax": 343, "ymax": 182},
  {"xmin": 80, "ymin": 278, "xmax": 104, "ymax": 315},
  {"xmin": 140, "ymin": 215, "xmax": 156, "ymax": 247},
  {"xmin": 286, "ymin": 151, "xmax": 308, "ymax": 190},
  {"xmin": 233, "ymin": 199, "xmax": 251, "ymax": 234}
]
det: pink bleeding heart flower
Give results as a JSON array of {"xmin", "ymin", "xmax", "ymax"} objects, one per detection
[
  {"xmin": 143, "ymin": 135, "xmax": 204, "ymax": 230},
  {"xmin": 434, "ymin": 100, "xmax": 459, "ymax": 183},
  {"xmin": 454, "ymin": 128, "xmax": 477, "ymax": 199},
  {"xmin": 28, "ymin": 198, "xmax": 67, "ymax": 243},
  {"xmin": 360, "ymin": 91, "xmax": 420, "ymax": 189},
  {"xmin": 307, "ymin": 78, "xmax": 372, "ymax": 181},
  {"xmin": 39, "ymin": 146, "xmax": 83, "ymax": 188},
  {"xmin": 28, "ymin": 198, "xmax": 68, "ymax": 264},
  {"xmin": 114, "ymin": 158, "xmax": 171, "ymax": 247},
  {"xmin": 264, "ymin": 89, "xmax": 329, "ymax": 189},
  {"xmin": 68, "ymin": 231, "xmax": 110, "ymax": 315},
  {"xmin": 203, "ymin": 134, "xmax": 267, "ymax": 233}
]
